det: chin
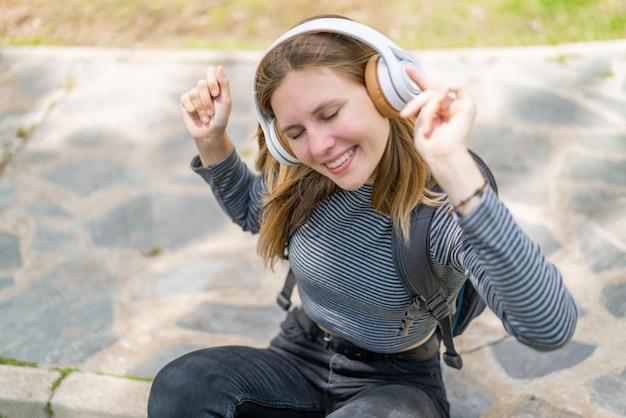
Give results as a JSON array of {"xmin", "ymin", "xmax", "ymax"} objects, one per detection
[{"xmin": 333, "ymin": 177, "xmax": 368, "ymax": 191}]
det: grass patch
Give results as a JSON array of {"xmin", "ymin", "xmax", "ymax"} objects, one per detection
[
  {"xmin": 1, "ymin": 0, "xmax": 624, "ymax": 49},
  {"xmin": 0, "ymin": 356, "xmax": 39, "ymax": 368},
  {"xmin": 49, "ymin": 367, "xmax": 78, "ymax": 392},
  {"xmin": 599, "ymin": 69, "xmax": 614, "ymax": 78},
  {"xmin": 142, "ymin": 244, "xmax": 163, "ymax": 257},
  {"xmin": 45, "ymin": 367, "xmax": 79, "ymax": 417},
  {"xmin": 104, "ymin": 373, "xmax": 153, "ymax": 382},
  {"xmin": 16, "ymin": 124, "xmax": 37, "ymax": 141},
  {"xmin": 120, "ymin": 374, "xmax": 153, "ymax": 382},
  {"xmin": 546, "ymin": 53, "xmax": 581, "ymax": 65}
]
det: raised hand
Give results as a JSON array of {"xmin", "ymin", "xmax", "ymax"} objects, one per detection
[
  {"xmin": 180, "ymin": 65, "xmax": 233, "ymax": 165},
  {"xmin": 400, "ymin": 67, "xmax": 485, "ymax": 215},
  {"xmin": 400, "ymin": 67, "xmax": 477, "ymax": 163}
]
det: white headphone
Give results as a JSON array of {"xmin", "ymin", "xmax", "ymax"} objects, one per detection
[{"xmin": 253, "ymin": 17, "xmax": 425, "ymax": 165}]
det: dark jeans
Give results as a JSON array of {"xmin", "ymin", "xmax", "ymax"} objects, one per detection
[{"xmin": 148, "ymin": 309, "xmax": 449, "ymax": 417}]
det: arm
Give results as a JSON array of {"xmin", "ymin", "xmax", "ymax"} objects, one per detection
[
  {"xmin": 191, "ymin": 150, "xmax": 265, "ymax": 233},
  {"xmin": 182, "ymin": 66, "xmax": 264, "ymax": 233},
  {"xmin": 431, "ymin": 190, "xmax": 578, "ymax": 350},
  {"xmin": 402, "ymin": 70, "xmax": 577, "ymax": 349}
]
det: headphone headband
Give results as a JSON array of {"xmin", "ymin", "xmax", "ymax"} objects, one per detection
[
  {"xmin": 253, "ymin": 17, "xmax": 424, "ymax": 165},
  {"xmin": 264, "ymin": 18, "xmax": 405, "ymax": 75}
]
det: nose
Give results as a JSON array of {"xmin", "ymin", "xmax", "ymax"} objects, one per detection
[{"xmin": 307, "ymin": 126, "xmax": 335, "ymax": 158}]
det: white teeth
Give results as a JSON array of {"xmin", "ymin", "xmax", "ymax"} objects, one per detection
[{"xmin": 326, "ymin": 149, "xmax": 354, "ymax": 169}]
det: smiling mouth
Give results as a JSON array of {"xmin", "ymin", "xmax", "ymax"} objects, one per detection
[{"xmin": 326, "ymin": 147, "xmax": 355, "ymax": 169}]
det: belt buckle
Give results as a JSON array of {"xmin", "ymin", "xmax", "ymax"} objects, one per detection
[{"xmin": 322, "ymin": 332, "xmax": 332, "ymax": 349}]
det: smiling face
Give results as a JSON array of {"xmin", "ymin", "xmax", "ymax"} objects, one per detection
[{"xmin": 270, "ymin": 68, "xmax": 390, "ymax": 191}]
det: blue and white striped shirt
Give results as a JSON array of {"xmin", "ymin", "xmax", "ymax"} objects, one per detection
[{"xmin": 192, "ymin": 149, "xmax": 578, "ymax": 353}]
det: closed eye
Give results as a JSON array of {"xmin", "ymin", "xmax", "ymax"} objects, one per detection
[
  {"xmin": 322, "ymin": 109, "xmax": 339, "ymax": 122},
  {"xmin": 281, "ymin": 105, "xmax": 341, "ymax": 140},
  {"xmin": 286, "ymin": 128, "xmax": 305, "ymax": 140}
]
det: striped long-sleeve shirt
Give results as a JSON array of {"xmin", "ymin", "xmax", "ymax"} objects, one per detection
[{"xmin": 192, "ymin": 149, "xmax": 578, "ymax": 354}]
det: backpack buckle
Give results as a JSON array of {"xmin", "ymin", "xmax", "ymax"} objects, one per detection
[
  {"xmin": 427, "ymin": 294, "xmax": 450, "ymax": 320},
  {"xmin": 443, "ymin": 351, "xmax": 463, "ymax": 369},
  {"xmin": 276, "ymin": 293, "xmax": 291, "ymax": 311}
]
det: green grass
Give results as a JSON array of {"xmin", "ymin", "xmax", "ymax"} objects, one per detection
[
  {"xmin": 1, "ymin": 0, "xmax": 624, "ymax": 49},
  {"xmin": 0, "ymin": 356, "xmax": 39, "ymax": 368},
  {"xmin": 395, "ymin": 0, "xmax": 626, "ymax": 48}
]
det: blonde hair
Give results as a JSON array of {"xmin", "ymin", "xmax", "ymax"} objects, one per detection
[{"xmin": 254, "ymin": 27, "xmax": 441, "ymax": 268}]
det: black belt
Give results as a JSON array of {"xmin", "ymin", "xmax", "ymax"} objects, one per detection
[{"xmin": 294, "ymin": 308, "xmax": 440, "ymax": 362}]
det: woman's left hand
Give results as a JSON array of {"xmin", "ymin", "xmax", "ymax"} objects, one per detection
[
  {"xmin": 400, "ymin": 67, "xmax": 477, "ymax": 165},
  {"xmin": 400, "ymin": 68, "xmax": 485, "ymax": 215}
]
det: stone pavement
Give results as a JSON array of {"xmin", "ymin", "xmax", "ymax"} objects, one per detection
[{"xmin": 0, "ymin": 41, "xmax": 625, "ymax": 418}]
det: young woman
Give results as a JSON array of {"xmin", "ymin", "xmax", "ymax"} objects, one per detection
[{"xmin": 147, "ymin": 16, "xmax": 578, "ymax": 418}]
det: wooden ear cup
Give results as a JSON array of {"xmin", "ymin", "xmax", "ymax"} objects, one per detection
[{"xmin": 364, "ymin": 54, "xmax": 400, "ymax": 119}]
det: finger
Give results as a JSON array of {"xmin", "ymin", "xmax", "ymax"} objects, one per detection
[
  {"xmin": 400, "ymin": 87, "xmax": 450, "ymax": 120},
  {"xmin": 399, "ymin": 89, "xmax": 435, "ymax": 119},
  {"xmin": 206, "ymin": 65, "xmax": 220, "ymax": 97},
  {"xmin": 196, "ymin": 79, "xmax": 213, "ymax": 114},
  {"xmin": 437, "ymin": 87, "xmax": 456, "ymax": 113},
  {"xmin": 406, "ymin": 66, "xmax": 435, "ymax": 93},
  {"xmin": 215, "ymin": 65, "xmax": 231, "ymax": 102},
  {"xmin": 187, "ymin": 90, "xmax": 211, "ymax": 124},
  {"xmin": 180, "ymin": 91, "xmax": 205, "ymax": 127},
  {"xmin": 195, "ymin": 80, "xmax": 214, "ymax": 122},
  {"xmin": 400, "ymin": 68, "xmax": 446, "ymax": 119},
  {"xmin": 180, "ymin": 91, "xmax": 197, "ymax": 115},
  {"xmin": 416, "ymin": 91, "xmax": 451, "ymax": 137}
]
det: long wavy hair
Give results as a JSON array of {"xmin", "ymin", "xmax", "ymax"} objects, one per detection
[{"xmin": 254, "ymin": 25, "xmax": 441, "ymax": 268}]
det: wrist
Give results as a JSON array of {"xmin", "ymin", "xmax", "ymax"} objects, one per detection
[
  {"xmin": 448, "ymin": 179, "xmax": 488, "ymax": 217},
  {"xmin": 428, "ymin": 152, "xmax": 484, "ymax": 196},
  {"xmin": 195, "ymin": 133, "xmax": 233, "ymax": 166}
]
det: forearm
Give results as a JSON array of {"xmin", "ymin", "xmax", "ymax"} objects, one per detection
[
  {"xmin": 428, "ymin": 150, "xmax": 485, "ymax": 216},
  {"xmin": 191, "ymin": 148, "xmax": 264, "ymax": 233},
  {"xmin": 194, "ymin": 132, "xmax": 234, "ymax": 167},
  {"xmin": 457, "ymin": 189, "xmax": 578, "ymax": 349}
]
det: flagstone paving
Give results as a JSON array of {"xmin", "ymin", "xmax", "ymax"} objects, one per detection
[{"xmin": 0, "ymin": 43, "xmax": 625, "ymax": 417}]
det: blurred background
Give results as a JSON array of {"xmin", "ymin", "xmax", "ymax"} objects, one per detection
[{"xmin": 1, "ymin": 0, "xmax": 625, "ymax": 50}]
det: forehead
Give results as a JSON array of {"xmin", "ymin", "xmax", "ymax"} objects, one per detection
[
  {"xmin": 280, "ymin": 67, "xmax": 345, "ymax": 87},
  {"xmin": 272, "ymin": 68, "xmax": 360, "ymax": 105}
]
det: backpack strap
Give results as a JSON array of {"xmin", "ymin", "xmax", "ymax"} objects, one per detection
[
  {"xmin": 393, "ymin": 150, "xmax": 497, "ymax": 369},
  {"xmin": 391, "ymin": 204, "xmax": 443, "ymax": 337},
  {"xmin": 277, "ymin": 268, "xmax": 296, "ymax": 311},
  {"xmin": 277, "ymin": 230, "xmax": 297, "ymax": 311},
  {"xmin": 390, "ymin": 204, "xmax": 466, "ymax": 368}
]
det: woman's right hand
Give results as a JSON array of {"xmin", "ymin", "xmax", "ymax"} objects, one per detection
[{"xmin": 180, "ymin": 65, "xmax": 232, "ymax": 144}]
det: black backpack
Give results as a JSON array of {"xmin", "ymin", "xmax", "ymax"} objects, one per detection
[{"xmin": 277, "ymin": 151, "xmax": 497, "ymax": 369}]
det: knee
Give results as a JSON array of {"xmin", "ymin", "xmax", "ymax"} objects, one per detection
[
  {"xmin": 151, "ymin": 351, "xmax": 201, "ymax": 392},
  {"xmin": 148, "ymin": 349, "xmax": 225, "ymax": 417}
]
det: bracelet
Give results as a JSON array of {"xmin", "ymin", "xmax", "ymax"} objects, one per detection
[{"xmin": 448, "ymin": 179, "xmax": 488, "ymax": 217}]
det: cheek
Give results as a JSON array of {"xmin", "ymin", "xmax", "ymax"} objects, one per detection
[
  {"xmin": 372, "ymin": 120, "xmax": 391, "ymax": 153},
  {"xmin": 288, "ymin": 140, "xmax": 310, "ymax": 163}
]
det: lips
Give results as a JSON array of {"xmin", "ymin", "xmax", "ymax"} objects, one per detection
[{"xmin": 326, "ymin": 147, "xmax": 355, "ymax": 169}]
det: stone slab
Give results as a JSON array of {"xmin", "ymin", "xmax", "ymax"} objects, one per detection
[
  {"xmin": 51, "ymin": 371, "xmax": 151, "ymax": 418},
  {"xmin": 0, "ymin": 365, "xmax": 60, "ymax": 418}
]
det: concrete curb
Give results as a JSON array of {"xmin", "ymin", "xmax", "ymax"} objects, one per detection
[
  {"xmin": 0, "ymin": 365, "xmax": 59, "ymax": 418},
  {"xmin": 0, "ymin": 365, "xmax": 150, "ymax": 418}
]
